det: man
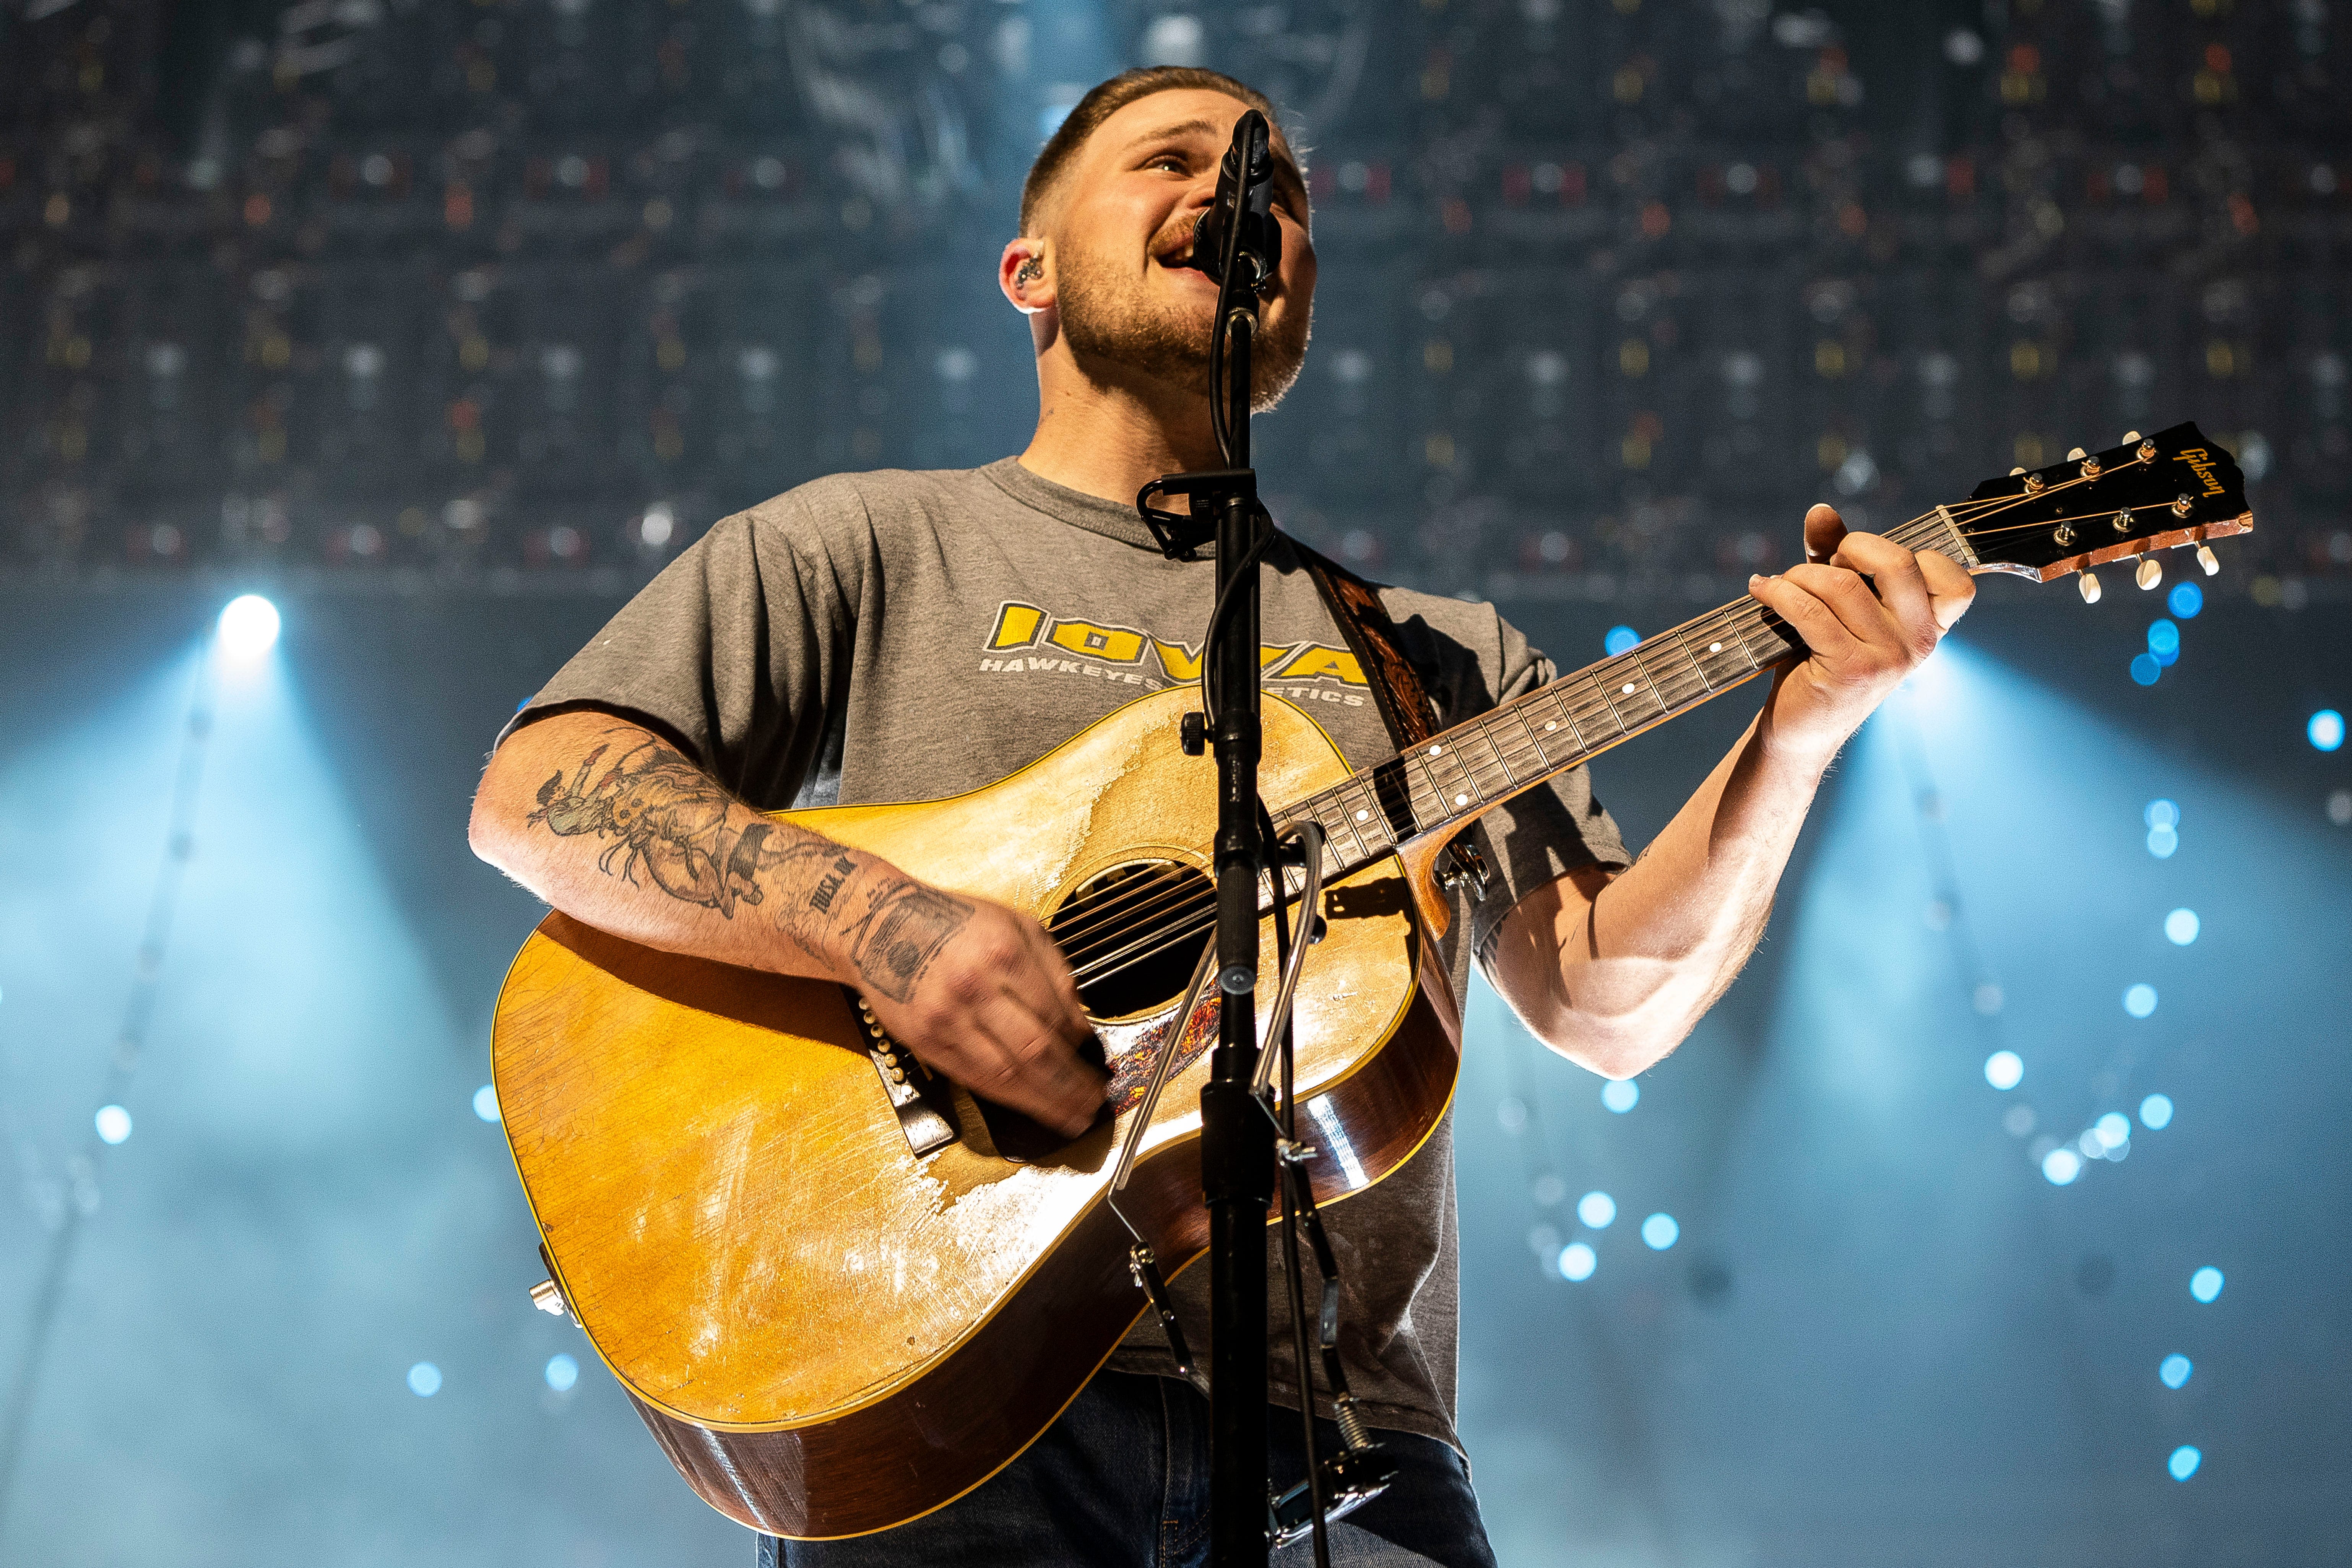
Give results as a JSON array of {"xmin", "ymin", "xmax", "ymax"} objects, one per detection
[{"xmin": 469, "ymin": 65, "xmax": 1973, "ymax": 1568}]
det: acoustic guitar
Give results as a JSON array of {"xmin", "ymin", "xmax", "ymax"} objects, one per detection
[{"xmin": 490, "ymin": 425, "xmax": 2248, "ymax": 1538}]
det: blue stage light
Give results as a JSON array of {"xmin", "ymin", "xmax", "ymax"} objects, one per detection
[
  {"xmin": 2168, "ymin": 1445, "xmax": 2202, "ymax": 1481},
  {"xmin": 1559, "ymin": 1241, "xmax": 1597, "ymax": 1281},
  {"xmin": 545, "ymin": 1353, "xmax": 579, "ymax": 1392},
  {"xmin": 1604, "ymin": 625, "xmax": 1641, "ymax": 656},
  {"xmin": 1577, "ymin": 1191, "xmax": 1617, "ymax": 1229},
  {"xmin": 408, "ymin": 1361, "xmax": 443, "ymax": 1397},
  {"xmin": 94, "ymin": 1104, "xmax": 132, "ymax": 1145},
  {"xmin": 1641, "ymin": 1212, "xmax": 1679, "ymax": 1250},
  {"xmin": 1601, "ymin": 1079, "xmax": 1639, "ymax": 1113},
  {"xmin": 2167, "ymin": 581, "xmax": 2203, "ymax": 618},
  {"xmin": 2129, "ymin": 654, "xmax": 2161, "ymax": 686},
  {"xmin": 2042, "ymin": 1146, "xmax": 2082, "ymax": 1185},
  {"xmin": 473, "ymin": 1084, "xmax": 500, "ymax": 1123},
  {"xmin": 2160, "ymin": 1353, "xmax": 2193, "ymax": 1389},
  {"xmin": 2124, "ymin": 983, "xmax": 2158, "ymax": 1018},
  {"xmin": 2140, "ymin": 1092, "xmax": 2175, "ymax": 1129},
  {"xmin": 1984, "ymin": 1050, "xmax": 2023, "ymax": 1090},
  {"xmin": 217, "ymin": 594, "xmax": 281, "ymax": 660},
  {"xmin": 2311, "ymin": 710, "xmax": 2346, "ymax": 752},
  {"xmin": 2190, "ymin": 1266, "xmax": 2225, "ymax": 1303},
  {"xmin": 2147, "ymin": 619, "xmax": 2180, "ymax": 666},
  {"xmin": 2165, "ymin": 908, "xmax": 2200, "ymax": 945}
]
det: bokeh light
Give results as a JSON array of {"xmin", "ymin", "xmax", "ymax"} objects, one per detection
[
  {"xmin": 2167, "ymin": 580, "xmax": 2203, "ymax": 618},
  {"xmin": 1604, "ymin": 625, "xmax": 1641, "ymax": 656},
  {"xmin": 2042, "ymin": 1147, "xmax": 2083, "ymax": 1185},
  {"xmin": 2190, "ymin": 1266, "xmax": 2225, "ymax": 1303},
  {"xmin": 2095, "ymin": 1112, "xmax": 2132, "ymax": 1149},
  {"xmin": 2140, "ymin": 1093, "xmax": 2175, "ymax": 1130},
  {"xmin": 407, "ymin": 1361, "xmax": 443, "ymax": 1397},
  {"xmin": 2147, "ymin": 619, "xmax": 2180, "ymax": 666},
  {"xmin": 1641, "ymin": 1212, "xmax": 1680, "ymax": 1250},
  {"xmin": 2165, "ymin": 908, "xmax": 2200, "ymax": 945},
  {"xmin": 1984, "ymin": 1050, "xmax": 2024, "ymax": 1091},
  {"xmin": 2145, "ymin": 799, "xmax": 2180, "ymax": 858},
  {"xmin": 1600, "ymin": 1079, "xmax": 1639, "ymax": 1113},
  {"xmin": 1577, "ymin": 1191, "xmax": 1617, "ymax": 1229},
  {"xmin": 2168, "ymin": 1445, "xmax": 2203, "ymax": 1482},
  {"xmin": 94, "ymin": 1104, "xmax": 133, "ymax": 1145},
  {"xmin": 2311, "ymin": 710, "xmax": 2346, "ymax": 752},
  {"xmin": 217, "ymin": 595, "xmax": 281, "ymax": 660},
  {"xmin": 1558, "ymin": 1242, "xmax": 1597, "ymax": 1282},
  {"xmin": 2129, "ymin": 653, "xmax": 2161, "ymax": 687},
  {"xmin": 2160, "ymin": 1353, "xmax": 2193, "ymax": 1389},
  {"xmin": 473, "ymin": 1084, "xmax": 500, "ymax": 1122},
  {"xmin": 545, "ymin": 1353, "xmax": 580, "ymax": 1392},
  {"xmin": 2124, "ymin": 983, "xmax": 2158, "ymax": 1018}
]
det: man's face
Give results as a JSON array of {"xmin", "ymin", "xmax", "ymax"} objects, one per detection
[{"xmin": 1039, "ymin": 88, "xmax": 1316, "ymax": 411}]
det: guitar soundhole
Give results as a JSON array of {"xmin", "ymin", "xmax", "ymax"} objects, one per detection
[{"xmin": 1048, "ymin": 861, "xmax": 1215, "ymax": 1022}]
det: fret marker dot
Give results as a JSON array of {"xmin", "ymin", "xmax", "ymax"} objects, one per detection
[
  {"xmin": 1621, "ymin": 682, "xmax": 1636, "ymax": 695},
  {"xmin": 1429, "ymin": 744, "xmax": 1442, "ymax": 756},
  {"xmin": 1709, "ymin": 642, "xmax": 1722, "ymax": 654},
  {"xmin": 1355, "ymin": 809, "xmax": 1369, "ymax": 822},
  {"xmin": 1545, "ymin": 721, "xmax": 1556, "ymax": 731},
  {"xmin": 1454, "ymin": 792, "xmax": 1469, "ymax": 807}
]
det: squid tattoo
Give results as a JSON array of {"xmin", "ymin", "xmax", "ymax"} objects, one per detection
[{"xmin": 529, "ymin": 737, "xmax": 809, "ymax": 919}]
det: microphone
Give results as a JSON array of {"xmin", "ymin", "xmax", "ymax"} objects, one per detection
[{"xmin": 1186, "ymin": 110, "xmax": 1282, "ymax": 299}]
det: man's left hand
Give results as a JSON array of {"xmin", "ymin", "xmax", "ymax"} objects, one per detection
[{"xmin": 1746, "ymin": 503, "xmax": 1977, "ymax": 768}]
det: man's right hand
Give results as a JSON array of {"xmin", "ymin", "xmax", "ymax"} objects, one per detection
[
  {"xmin": 468, "ymin": 710, "xmax": 1107, "ymax": 1140},
  {"xmin": 845, "ymin": 885, "xmax": 1108, "ymax": 1141}
]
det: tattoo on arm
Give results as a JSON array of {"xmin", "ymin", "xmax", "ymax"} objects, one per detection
[{"xmin": 526, "ymin": 728, "xmax": 973, "ymax": 983}]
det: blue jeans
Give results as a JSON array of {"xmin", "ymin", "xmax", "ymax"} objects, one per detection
[{"xmin": 759, "ymin": 1371, "xmax": 1496, "ymax": 1568}]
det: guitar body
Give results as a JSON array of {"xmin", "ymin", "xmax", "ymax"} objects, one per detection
[{"xmin": 490, "ymin": 687, "xmax": 1464, "ymax": 1539}]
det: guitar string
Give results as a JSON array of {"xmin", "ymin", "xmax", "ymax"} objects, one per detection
[
  {"xmin": 1051, "ymin": 510, "xmax": 1962, "ymax": 977},
  {"xmin": 1052, "ymin": 482, "xmax": 2118, "ymax": 980}
]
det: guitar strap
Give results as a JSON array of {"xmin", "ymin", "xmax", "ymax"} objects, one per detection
[{"xmin": 1292, "ymin": 540, "xmax": 1492, "ymax": 900}]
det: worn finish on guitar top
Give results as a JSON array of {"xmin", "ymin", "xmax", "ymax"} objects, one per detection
[{"xmin": 491, "ymin": 689, "xmax": 1464, "ymax": 1538}]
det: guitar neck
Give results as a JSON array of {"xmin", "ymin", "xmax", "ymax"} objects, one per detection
[{"xmin": 1273, "ymin": 509, "xmax": 1965, "ymax": 888}]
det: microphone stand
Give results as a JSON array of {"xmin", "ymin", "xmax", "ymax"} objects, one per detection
[{"xmin": 1134, "ymin": 109, "xmax": 1282, "ymax": 1568}]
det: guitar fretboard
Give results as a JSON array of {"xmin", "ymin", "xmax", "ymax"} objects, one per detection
[{"xmin": 1270, "ymin": 510, "xmax": 1957, "ymax": 890}]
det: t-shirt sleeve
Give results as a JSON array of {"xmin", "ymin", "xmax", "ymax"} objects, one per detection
[
  {"xmin": 1397, "ymin": 599, "xmax": 1631, "ymax": 960},
  {"xmin": 500, "ymin": 483, "xmax": 867, "ymax": 809}
]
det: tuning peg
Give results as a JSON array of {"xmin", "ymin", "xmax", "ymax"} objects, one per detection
[
  {"xmin": 2136, "ymin": 557, "xmax": 2163, "ymax": 591},
  {"xmin": 2122, "ymin": 430, "xmax": 2141, "ymax": 443},
  {"xmin": 2197, "ymin": 545, "xmax": 2219, "ymax": 576},
  {"xmin": 2066, "ymin": 447, "xmax": 2087, "ymax": 461},
  {"xmin": 2079, "ymin": 571, "xmax": 2102, "ymax": 604}
]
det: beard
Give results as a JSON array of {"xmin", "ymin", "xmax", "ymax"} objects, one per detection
[{"xmin": 1053, "ymin": 229, "xmax": 1311, "ymax": 414}]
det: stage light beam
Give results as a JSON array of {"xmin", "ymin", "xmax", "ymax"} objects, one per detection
[{"xmin": 217, "ymin": 595, "xmax": 281, "ymax": 660}]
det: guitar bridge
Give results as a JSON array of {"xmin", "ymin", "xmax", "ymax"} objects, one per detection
[{"xmin": 850, "ymin": 990, "xmax": 960, "ymax": 1158}]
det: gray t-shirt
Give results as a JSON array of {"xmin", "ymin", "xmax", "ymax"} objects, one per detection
[{"xmin": 513, "ymin": 457, "xmax": 1628, "ymax": 1453}]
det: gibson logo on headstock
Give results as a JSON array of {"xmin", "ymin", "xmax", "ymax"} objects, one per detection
[{"xmin": 2174, "ymin": 447, "xmax": 2226, "ymax": 497}]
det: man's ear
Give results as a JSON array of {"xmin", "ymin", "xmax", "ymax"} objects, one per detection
[{"xmin": 999, "ymin": 239, "xmax": 1052, "ymax": 316}]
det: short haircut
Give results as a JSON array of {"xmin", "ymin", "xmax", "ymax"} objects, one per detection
[{"xmin": 1018, "ymin": 66, "xmax": 1286, "ymax": 234}]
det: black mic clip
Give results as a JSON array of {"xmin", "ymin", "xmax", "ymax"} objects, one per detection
[{"xmin": 1186, "ymin": 111, "xmax": 1282, "ymax": 301}]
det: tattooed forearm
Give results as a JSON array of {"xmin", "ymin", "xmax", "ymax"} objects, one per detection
[{"xmin": 525, "ymin": 728, "xmax": 972, "ymax": 988}]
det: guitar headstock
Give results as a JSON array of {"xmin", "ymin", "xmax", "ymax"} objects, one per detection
[{"xmin": 1947, "ymin": 422, "xmax": 2252, "ymax": 597}]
